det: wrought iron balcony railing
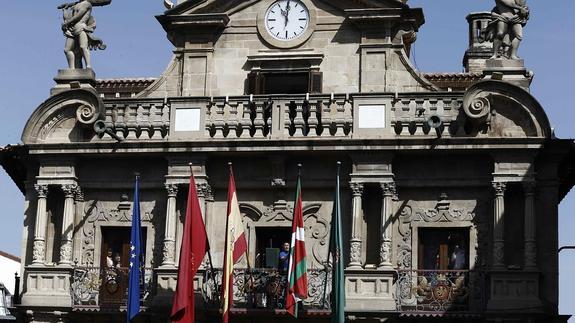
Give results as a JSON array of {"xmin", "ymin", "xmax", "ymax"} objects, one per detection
[
  {"xmin": 202, "ymin": 267, "xmax": 332, "ymax": 311},
  {"xmin": 396, "ymin": 270, "xmax": 485, "ymax": 314},
  {"xmin": 71, "ymin": 267, "xmax": 153, "ymax": 309}
]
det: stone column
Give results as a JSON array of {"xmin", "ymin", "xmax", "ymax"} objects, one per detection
[
  {"xmin": 32, "ymin": 185, "xmax": 49, "ymax": 265},
  {"xmin": 492, "ymin": 182, "xmax": 506, "ymax": 270},
  {"xmin": 348, "ymin": 182, "xmax": 364, "ymax": 269},
  {"xmin": 379, "ymin": 182, "xmax": 395, "ymax": 269},
  {"xmin": 523, "ymin": 182, "xmax": 537, "ymax": 270},
  {"xmin": 162, "ymin": 184, "xmax": 179, "ymax": 267},
  {"xmin": 197, "ymin": 183, "xmax": 209, "ymax": 222},
  {"xmin": 59, "ymin": 184, "xmax": 78, "ymax": 265}
]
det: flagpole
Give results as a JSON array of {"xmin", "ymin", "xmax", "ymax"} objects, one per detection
[
  {"xmin": 322, "ymin": 162, "xmax": 340, "ymax": 308},
  {"xmin": 189, "ymin": 163, "xmax": 220, "ymax": 302},
  {"xmin": 228, "ymin": 162, "xmax": 255, "ymax": 301}
]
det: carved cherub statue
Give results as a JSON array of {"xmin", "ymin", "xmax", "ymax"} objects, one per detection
[
  {"xmin": 481, "ymin": 0, "xmax": 530, "ymax": 60},
  {"xmin": 58, "ymin": 0, "xmax": 112, "ymax": 69}
]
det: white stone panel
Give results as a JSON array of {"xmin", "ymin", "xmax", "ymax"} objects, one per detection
[
  {"xmin": 358, "ymin": 105, "xmax": 386, "ymax": 129},
  {"xmin": 174, "ymin": 108, "xmax": 201, "ymax": 132}
]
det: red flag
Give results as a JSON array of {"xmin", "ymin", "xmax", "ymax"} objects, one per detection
[
  {"xmin": 171, "ymin": 171, "xmax": 209, "ymax": 323},
  {"xmin": 222, "ymin": 165, "xmax": 248, "ymax": 323}
]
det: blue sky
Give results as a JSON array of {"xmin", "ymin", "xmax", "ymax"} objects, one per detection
[{"xmin": 0, "ymin": 0, "xmax": 574, "ymax": 319}]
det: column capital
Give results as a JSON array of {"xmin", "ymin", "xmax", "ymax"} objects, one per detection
[
  {"xmin": 492, "ymin": 181, "xmax": 507, "ymax": 196},
  {"xmin": 197, "ymin": 182, "xmax": 213, "ymax": 201},
  {"xmin": 380, "ymin": 182, "xmax": 396, "ymax": 197},
  {"xmin": 34, "ymin": 184, "xmax": 49, "ymax": 198},
  {"xmin": 165, "ymin": 184, "xmax": 179, "ymax": 197},
  {"xmin": 62, "ymin": 183, "xmax": 79, "ymax": 198},
  {"xmin": 522, "ymin": 181, "xmax": 536, "ymax": 196},
  {"xmin": 350, "ymin": 182, "xmax": 364, "ymax": 196}
]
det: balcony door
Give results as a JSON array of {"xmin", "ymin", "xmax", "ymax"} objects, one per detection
[
  {"xmin": 418, "ymin": 228, "xmax": 469, "ymax": 270},
  {"xmin": 100, "ymin": 226, "xmax": 147, "ymax": 268}
]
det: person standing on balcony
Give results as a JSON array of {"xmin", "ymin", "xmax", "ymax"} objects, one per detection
[{"xmin": 279, "ymin": 242, "xmax": 290, "ymax": 272}]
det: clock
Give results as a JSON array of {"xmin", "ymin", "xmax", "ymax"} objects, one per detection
[
  {"xmin": 257, "ymin": 0, "xmax": 316, "ymax": 48},
  {"xmin": 264, "ymin": 0, "xmax": 310, "ymax": 41}
]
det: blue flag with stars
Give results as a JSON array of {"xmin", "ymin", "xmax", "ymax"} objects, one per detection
[{"xmin": 127, "ymin": 175, "xmax": 142, "ymax": 322}]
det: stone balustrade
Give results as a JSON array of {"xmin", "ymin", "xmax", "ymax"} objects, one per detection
[{"xmin": 97, "ymin": 93, "xmax": 467, "ymax": 141}]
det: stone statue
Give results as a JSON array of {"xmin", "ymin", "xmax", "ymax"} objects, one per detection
[
  {"xmin": 58, "ymin": 0, "xmax": 112, "ymax": 69},
  {"xmin": 481, "ymin": 0, "xmax": 529, "ymax": 60}
]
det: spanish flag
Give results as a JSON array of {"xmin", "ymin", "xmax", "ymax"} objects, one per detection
[{"xmin": 222, "ymin": 164, "xmax": 248, "ymax": 323}]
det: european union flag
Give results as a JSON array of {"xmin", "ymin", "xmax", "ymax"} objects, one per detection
[{"xmin": 127, "ymin": 175, "xmax": 142, "ymax": 322}]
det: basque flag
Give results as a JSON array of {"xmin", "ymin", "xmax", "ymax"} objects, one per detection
[
  {"xmin": 127, "ymin": 175, "xmax": 143, "ymax": 322},
  {"xmin": 286, "ymin": 165, "xmax": 308, "ymax": 317}
]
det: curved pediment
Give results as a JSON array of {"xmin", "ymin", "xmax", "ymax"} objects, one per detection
[
  {"xmin": 21, "ymin": 88, "xmax": 104, "ymax": 144},
  {"xmin": 462, "ymin": 80, "xmax": 551, "ymax": 138}
]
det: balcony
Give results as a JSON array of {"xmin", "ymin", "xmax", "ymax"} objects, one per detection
[
  {"xmin": 396, "ymin": 270, "xmax": 485, "ymax": 316},
  {"xmin": 202, "ymin": 267, "xmax": 332, "ymax": 314},
  {"xmin": 99, "ymin": 93, "xmax": 466, "ymax": 142},
  {"xmin": 70, "ymin": 266, "xmax": 486, "ymax": 317},
  {"xmin": 70, "ymin": 267, "xmax": 153, "ymax": 310}
]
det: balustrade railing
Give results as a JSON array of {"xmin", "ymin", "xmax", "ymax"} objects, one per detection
[
  {"xmin": 71, "ymin": 267, "xmax": 153, "ymax": 309},
  {"xmin": 396, "ymin": 270, "xmax": 485, "ymax": 314},
  {"xmin": 202, "ymin": 267, "xmax": 331, "ymax": 311},
  {"xmin": 99, "ymin": 93, "xmax": 468, "ymax": 141}
]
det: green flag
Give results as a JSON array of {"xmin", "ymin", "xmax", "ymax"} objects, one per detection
[{"xmin": 330, "ymin": 162, "xmax": 345, "ymax": 323}]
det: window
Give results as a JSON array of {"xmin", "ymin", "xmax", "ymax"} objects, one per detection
[
  {"xmin": 248, "ymin": 71, "xmax": 323, "ymax": 95},
  {"xmin": 418, "ymin": 228, "xmax": 469, "ymax": 270}
]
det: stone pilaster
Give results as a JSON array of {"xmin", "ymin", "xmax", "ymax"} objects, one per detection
[
  {"xmin": 59, "ymin": 184, "xmax": 78, "ymax": 265},
  {"xmin": 523, "ymin": 181, "xmax": 537, "ymax": 270},
  {"xmin": 492, "ymin": 182, "xmax": 506, "ymax": 270},
  {"xmin": 32, "ymin": 185, "xmax": 49, "ymax": 265},
  {"xmin": 162, "ymin": 184, "xmax": 179, "ymax": 267},
  {"xmin": 348, "ymin": 182, "xmax": 364, "ymax": 269},
  {"xmin": 379, "ymin": 182, "xmax": 395, "ymax": 269}
]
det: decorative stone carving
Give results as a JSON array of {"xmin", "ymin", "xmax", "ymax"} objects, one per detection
[
  {"xmin": 165, "ymin": 184, "xmax": 179, "ymax": 197},
  {"xmin": 196, "ymin": 183, "xmax": 212, "ymax": 200},
  {"xmin": 76, "ymin": 104, "xmax": 99, "ymax": 125},
  {"xmin": 493, "ymin": 182, "xmax": 506, "ymax": 196},
  {"xmin": 34, "ymin": 184, "xmax": 49, "ymax": 198},
  {"xmin": 62, "ymin": 183, "xmax": 78, "ymax": 198},
  {"xmin": 350, "ymin": 183, "xmax": 364, "ymax": 196},
  {"xmin": 162, "ymin": 240, "xmax": 176, "ymax": 265},
  {"xmin": 60, "ymin": 243, "xmax": 73, "ymax": 264},
  {"xmin": 263, "ymin": 200, "xmax": 294, "ymax": 222},
  {"xmin": 80, "ymin": 198, "xmax": 155, "ymax": 265},
  {"xmin": 381, "ymin": 182, "xmax": 396, "ymax": 196},
  {"xmin": 349, "ymin": 239, "xmax": 362, "ymax": 266},
  {"xmin": 464, "ymin": 96, "xmax": 491, "ymax": 122},
  {"xmin": 397, "ymin": 194, "xmax": 482, "ymax": 270},
  {"xmin": 379, "ymin": 241, "xmax": 392, "ymax": 266},
  {"xmin": 58, "ymin": 0, "xmax": 112, "ymax": 69},
  {"xmin": 32, "ymin": 240, "xmax": 46, "ymax": 263},
  {"xmin": 481, "ymin": 0, "xmax": 530, "ymax": 59}
]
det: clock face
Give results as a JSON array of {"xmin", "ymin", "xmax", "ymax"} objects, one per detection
[{"xmin": 265, "ymin": 0, "xmax": 310, "ymax": 41}]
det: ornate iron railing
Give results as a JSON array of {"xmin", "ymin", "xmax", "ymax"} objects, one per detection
[
  {"xmin": 203, "ymin": 267, "xmax": 332, "ymax": 311},
  {"xmin": 71, "ymin": 267, "xmax": 153, "ymax": 309},
  {"xmin": 396, "ymin": 270, "xmax": 485, "ymax": 313}
]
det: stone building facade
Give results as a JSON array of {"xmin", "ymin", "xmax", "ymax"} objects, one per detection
[{"xmin": 1, "ymin": 0, "xmax": 575, "ymax": 322}]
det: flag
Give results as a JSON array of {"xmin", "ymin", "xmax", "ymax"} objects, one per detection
[
  {"xmin": 222, "ymin": 164, "xmax": 248, "ymax": 323},
  {"xmin": 127, "ymin": 175, "xmax": 143, "ymax": 322},
  {"xmin": 330, "ymin": 162, "xmax": 345, "ymax": 323},
  {"xmin": 285, "ymin": 167, "xmax": 308, "ymax": 317},
  {"xmin": 171, "ymin": 169, "xmax": 209, "ymax": 323}
]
